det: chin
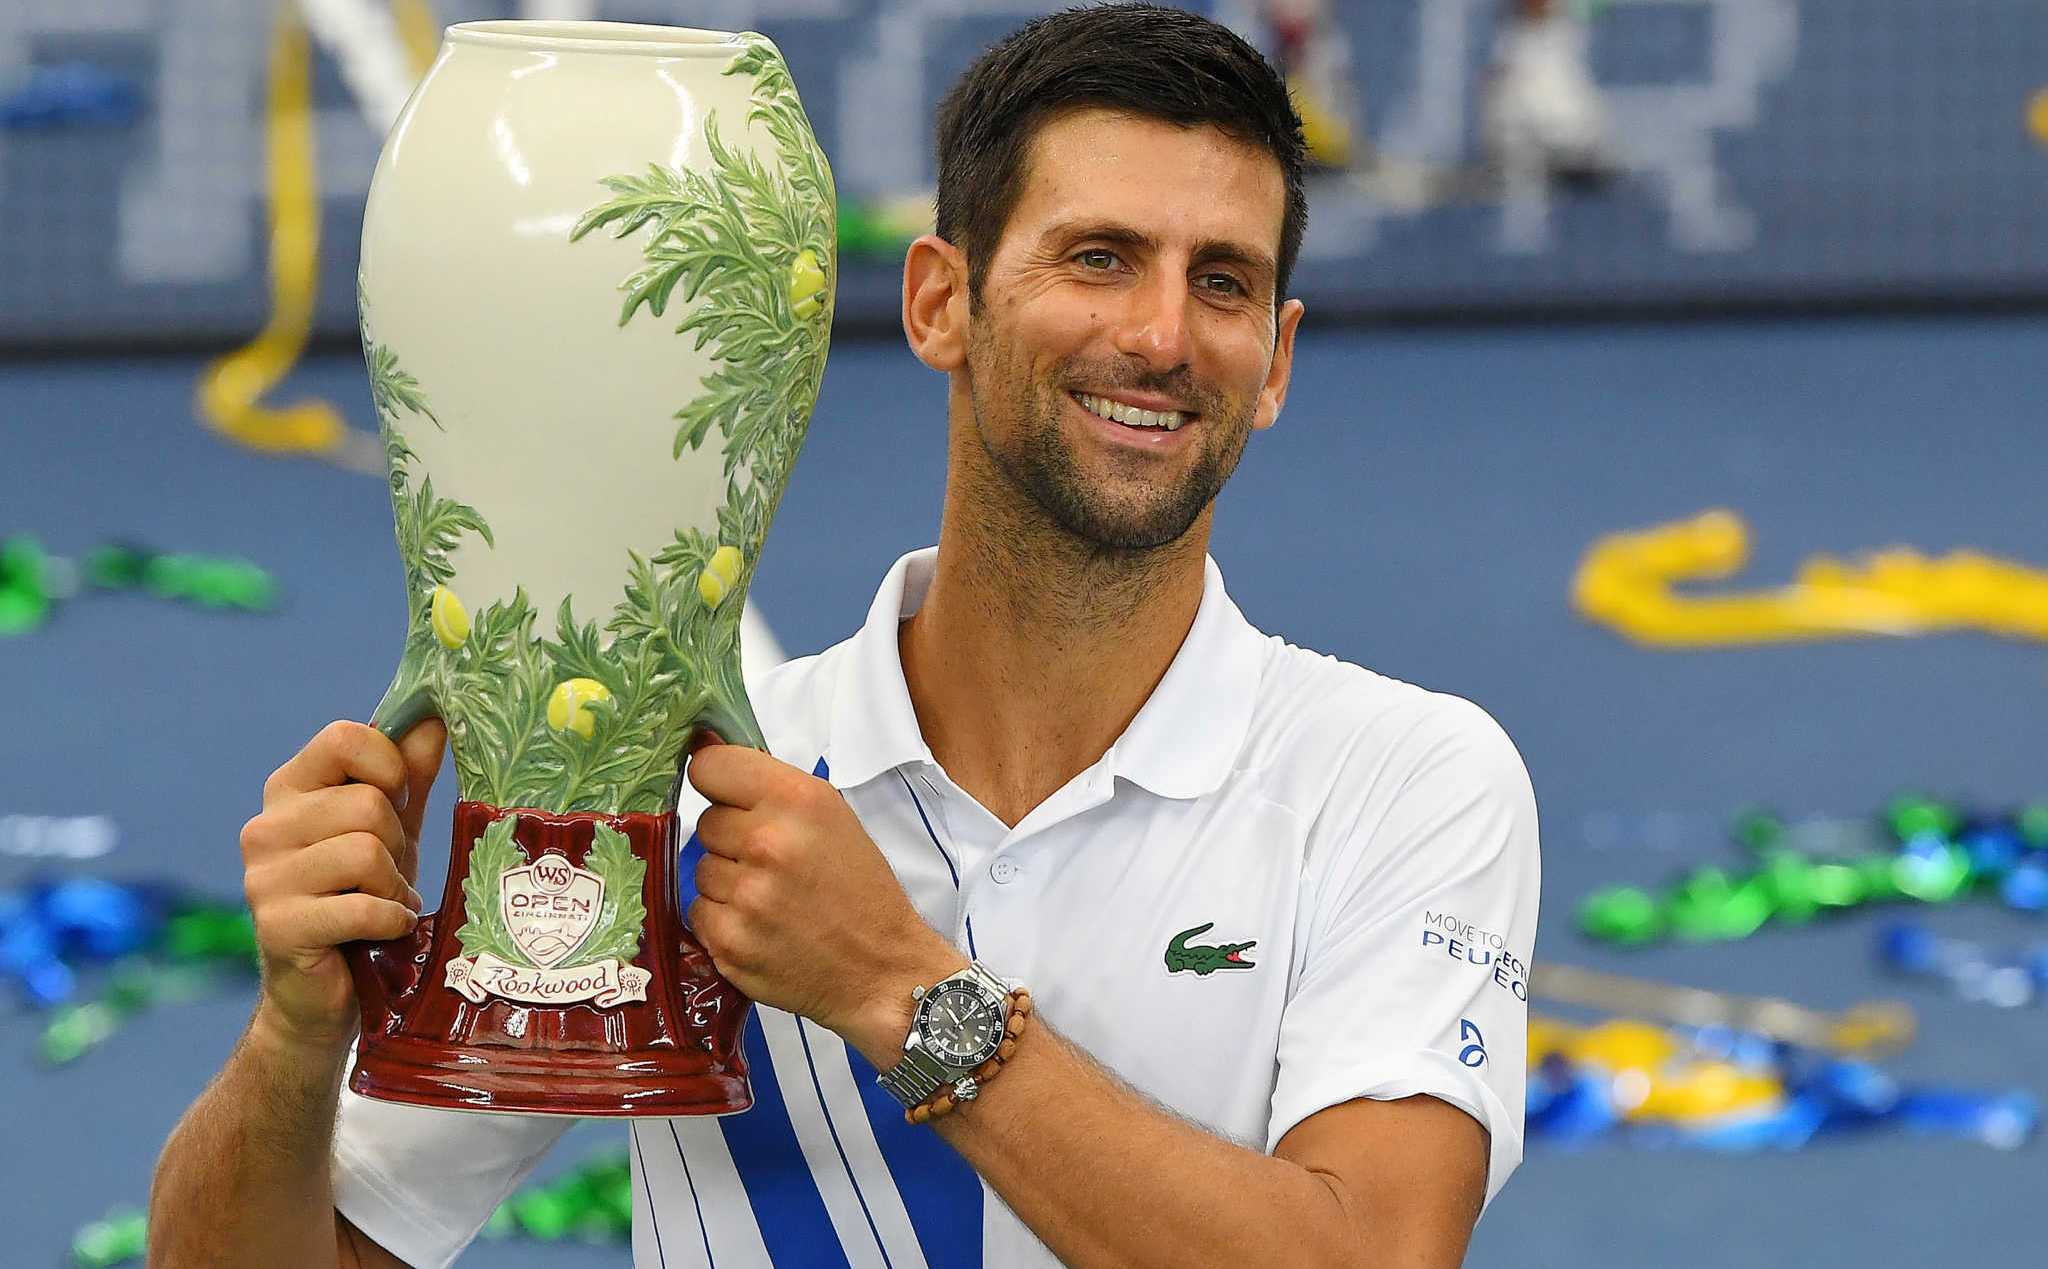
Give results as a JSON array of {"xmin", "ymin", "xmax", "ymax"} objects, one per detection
[{"xmin": 1049, "ymin": 492, "xmax": 1210, "ymax": 553}]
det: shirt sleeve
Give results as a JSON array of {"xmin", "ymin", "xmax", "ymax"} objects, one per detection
[
  {"xmin": 331, "ymin": 1061, "xmax": 573, "ymax": 1268},
  {"xmin": 1266, "ymin": 693, "xmax": 1541, "ymax": 1209}
]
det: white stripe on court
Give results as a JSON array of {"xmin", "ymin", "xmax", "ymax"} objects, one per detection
[
  {"xmin": 758, "ymin": 1007, "xmax": 893, "ymax": 1269},
  {"xmin": 799, "ymin": 1018, "xmax": 934, "ymax": 1269}
]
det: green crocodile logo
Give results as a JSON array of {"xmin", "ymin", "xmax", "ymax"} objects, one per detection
[{"xmin": 1165, "ymin": 922, "xmax": 1257, "ymax": 976}]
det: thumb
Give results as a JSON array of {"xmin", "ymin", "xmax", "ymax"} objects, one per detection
[{"xmin": 394, "ymin": 716, "xmax": 447, "ymax": 855}]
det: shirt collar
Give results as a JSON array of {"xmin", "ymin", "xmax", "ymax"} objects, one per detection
[
  {"xmin": 824, "ymin": 549, "xmax": 941, "ymax": 790},
  {"xmin": 824, "ymin": 548, "xmax": 1266, "ymax": 800},
  {"xmin": 1106, "ymin": 554, "xmax": 1266, "ymax": 799}
]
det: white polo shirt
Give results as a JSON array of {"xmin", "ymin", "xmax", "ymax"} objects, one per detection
[{"xmin": 333, "ymin": 547, "xmax": 1541, "ymax": 1269}]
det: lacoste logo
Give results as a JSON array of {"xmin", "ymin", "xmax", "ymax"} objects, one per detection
[{"xmin": 1164, "ymin": 922, "xmax": 1257, "ymax": 976}]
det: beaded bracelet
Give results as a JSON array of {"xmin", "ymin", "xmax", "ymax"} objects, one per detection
[{"xmin": 906, "ymin": 987, "xmax": 1033, "ymax": 1125}]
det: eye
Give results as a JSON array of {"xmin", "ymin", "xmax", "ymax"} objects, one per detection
[
  {"xmin": 1074, "ymin": 249, "xmax": 1121, "ymax": 271},
  {"xmin": 1198, "ymin": 273, "xmax": 1246, "ymax": 296}
]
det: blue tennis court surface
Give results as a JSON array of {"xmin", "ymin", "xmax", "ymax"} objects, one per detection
[{"xmin": 5, "ymin": 313, "xmax": 2044, "ymax": 1264}]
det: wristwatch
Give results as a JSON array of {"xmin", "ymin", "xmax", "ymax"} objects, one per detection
[{"xmin": 876, "ymin": 962, "xmax": 1014, "ymax": 1110}]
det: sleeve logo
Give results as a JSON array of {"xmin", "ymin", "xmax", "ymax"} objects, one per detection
[
  {"xmin": 1458, "ymin": 1019, "xmax": 1488, "ymax": 1068},
  {"xmin": 1420, "ymin": 910, "xmax": 1529, "ymax": 1001}
]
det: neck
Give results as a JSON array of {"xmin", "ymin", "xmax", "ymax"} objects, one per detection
[{"xmin": 899, "ymin": 418, "xmax": 1210, "ymax": 827}]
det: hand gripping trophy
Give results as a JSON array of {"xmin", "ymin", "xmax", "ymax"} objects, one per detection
[{"xmin": 343, "ymin": 21, "xmax": 833, "ymax": 1116}]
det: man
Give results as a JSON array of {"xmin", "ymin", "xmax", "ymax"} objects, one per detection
[{"xmin": 151, "ymin": 6, "xmax": 1538, "ymax": 1266}]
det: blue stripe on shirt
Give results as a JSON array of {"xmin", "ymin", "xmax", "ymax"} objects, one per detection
[
  {"xmin": 896, "ymin": 769, "xmax": 978, "ymax": 959},
  {"xmin": 683, "ymin": 825, "xmax": 852, "ymax": 1268},
  {"xmin": 677, "ymin": 755, "xmax": 985, "ymax": 1267},
  {"xmin": 719, "ymin": 1013, "xmax": 856, "ymax": 1267},
  {"xmin": 796, "ymin": 1018, "xmax": 897, "ymax": 1269},
  {"xmin": 846, "ymin": 1042, "xmax": 985, "ymax": 1269}
]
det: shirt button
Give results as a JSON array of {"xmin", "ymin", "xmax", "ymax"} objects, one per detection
[{"xmin": 990, "ymin": 858, "xmax": 1020, "ymax": 884}]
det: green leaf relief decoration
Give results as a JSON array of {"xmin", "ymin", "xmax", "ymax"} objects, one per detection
[
  {"xmin": 569, "ymin": 32, "xmax": 834, "ymax": 595},
  {"xmin": 361, "ymin": 38, "xmax": 829, "ymax": 815},
  {"xmin": 367, "ymin": 344, "xmax": 440, "ymax": 434},
  {"xmin": 579, "ymin": 824, "xmax": 649, "ymax": 965},
  {"xmin": 455, "ymin": 814, "xmax": 527, "ymax": 964}
]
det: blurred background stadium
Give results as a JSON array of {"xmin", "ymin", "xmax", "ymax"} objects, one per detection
[{"xmin": 4, "ymin": 1, "xmax": 2045, "ymax": 1265}]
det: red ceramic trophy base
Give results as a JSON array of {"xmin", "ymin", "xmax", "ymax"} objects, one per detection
[{"xmin": 343, "ymin": 801, "xmax": 751, "ymax": 1117}]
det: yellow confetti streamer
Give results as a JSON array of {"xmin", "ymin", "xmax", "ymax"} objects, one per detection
[
  {"xmin": 390, "ymin": 0, "xmax": 442, "ymax": 73},
  {"xmin": 1532, "ymin": 963, "xmax": 1914, "ymax": 1057},
  {"xmin": 192, "ymin": 7, "xmax": 345, "ymax": 461},
  {"xmin": 1573, "ymin": 509, "xmax": 2048, "ymax": 647},
  {"xmin": 194, "ymin": 2, "xmax": 436, "ymax": 474},
  {"xmin": 2028, "ymin": 88, "xmax": 2048, "ymax": 147}
]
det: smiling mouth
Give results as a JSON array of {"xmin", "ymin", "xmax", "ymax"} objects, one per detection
[{"xmin": 1070, "ymin": 391, "xmax": 1194, "ymax": 432}]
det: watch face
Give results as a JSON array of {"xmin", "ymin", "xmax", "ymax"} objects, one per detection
[{"xmin": 916, "ymin": 981, "xmax": 1004, "ymax": 1068}]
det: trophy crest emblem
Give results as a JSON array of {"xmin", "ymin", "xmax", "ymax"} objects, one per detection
[
  {"xmin": 502, "ymin": 850, "xmax": 604, "ymax": 969},
  {"xmin": 439, "ymin": 816, "xmax": 655, "ymax": 1010}
]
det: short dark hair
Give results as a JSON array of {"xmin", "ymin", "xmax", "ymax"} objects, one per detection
[{"xmin": 933, "ymin": 3, "xmax": 1307, "ymax": 307}]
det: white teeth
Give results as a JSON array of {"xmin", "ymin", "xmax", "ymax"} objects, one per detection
[{"xmin": 1077, "ymin": 393, "xmax": 1185, "ymax": 431}]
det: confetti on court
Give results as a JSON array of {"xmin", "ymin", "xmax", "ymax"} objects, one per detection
[{"xmin": 1573, "ymin": 510, "xmax": 2048, "ymax": 648}]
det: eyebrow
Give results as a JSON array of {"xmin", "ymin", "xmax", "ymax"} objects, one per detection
[{"xmin": 1040, "ymin": 219, "xmax": 1277, "ymax": 285}]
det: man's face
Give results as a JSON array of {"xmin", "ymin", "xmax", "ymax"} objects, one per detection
[{"xmin": 963, "ymin": 108, "xmax": 1302, "ymax": 552}]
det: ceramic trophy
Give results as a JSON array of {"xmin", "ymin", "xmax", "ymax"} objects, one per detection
[{"xmin": 342, "ymin": 20, "xmax": 834, "ymax": 1116}]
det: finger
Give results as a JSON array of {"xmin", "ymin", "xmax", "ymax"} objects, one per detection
[
  {"xmin": 686, "ymin": 895, "xmax": 738, "ymax": 968},
  {"xmin": 244, "ymin": 783, "xmax": 407, "ymax": 868},
  {"xmin": 692, "ymin": 805, "xmax": 753, "ymax": 861},
  {"xmin": 283, "ymin": 892, "xmax": 420, "ymax": 949},
  {"xmin": 282, "ymin": 833, "xmax": 423, "ymax": 908},
  {"xmin": 685, "ymin": 743, "xmax": 785, "ymax": 810},
  {"xmin": 693, "ymin": 851, "xmax": 744, "ymax": 905},
  {"xmin": 265, "ymin": 720, "xmax": 407, "ymax": 808},
  {"xmin": 393, "ymin": 717, "xmax": 447, "ymax": 846}
]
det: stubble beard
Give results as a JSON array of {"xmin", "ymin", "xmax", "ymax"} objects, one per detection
[{"xmin": 966, "ymin": 326, "xmax": 1254, "ymax": 556}]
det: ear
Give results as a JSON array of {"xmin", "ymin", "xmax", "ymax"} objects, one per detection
[
  {"xmin": 903, "ymin": 234, "xmax": 970, "ymax": 373},
  {"xmin": 1252, "ymin": 297, "xmax": 1305, "ymax": 432}
]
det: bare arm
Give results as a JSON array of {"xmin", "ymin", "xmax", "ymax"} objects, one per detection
[
  {"xmin": 148, "ymin": 721, "xmax": 440, "ymax": 1269},
  {"xmin": 843, "ymin": 961, "xmax": 1487, "ymax": 1269},
  {"xmin": 151, "ymin": 1007, "xmax": 405, "ymax": 1268}
]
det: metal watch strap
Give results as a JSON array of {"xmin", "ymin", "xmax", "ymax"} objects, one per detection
[
  {"xmin": 877, "ymin": 1045, "xmax": 951, "ymax": 1106},
  {"xmin": 958, "ymin": 962, "xmax": 1011, "ymax": 999},
  {"xmin": 876, "ymin": 962, "xmax": 1013, "ymax": 1109}
]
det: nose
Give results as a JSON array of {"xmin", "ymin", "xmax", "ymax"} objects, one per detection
[{"xmin": 1110, "ymin": 271, "xmax": 1190, "ymax": 372}]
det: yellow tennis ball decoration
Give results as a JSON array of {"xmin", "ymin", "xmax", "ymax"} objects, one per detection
[
  {"xmin": 428, "ymin": 585, "xmax": 470, "ymax": 648},
  {"xmin": 546, "ymin": 677, "xmax": 612, "ymax": 739},
  {"xmin": 697, "ymin": 544, "xmax": 744, "ymax": 610},
  {"xmin": 788, "ymin": 249, "xmax": 826, "ymax": 321},
  {"xmin": 2029, "ymin": 89, "xmax": 2048, "ymax": 147},
  {"xmin": 709, "ymin": 545, "xmax": 743, "ymax": 586},
  {"xmin": 697, "ymin": 570, "xmax": 728, "ymax": 609}
]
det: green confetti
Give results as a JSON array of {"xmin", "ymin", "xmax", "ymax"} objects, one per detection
[
  {"xmin": 70, "ymin": 1208, "xmax": 145, "ymax": 1267},
  {"xmin": 1887, "ymin": 795, "xmax": 1961, "ymax": 844},
  {"xmin": 1576, "ymin": 886, "xmax": 1664, "ymax": 945}
]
